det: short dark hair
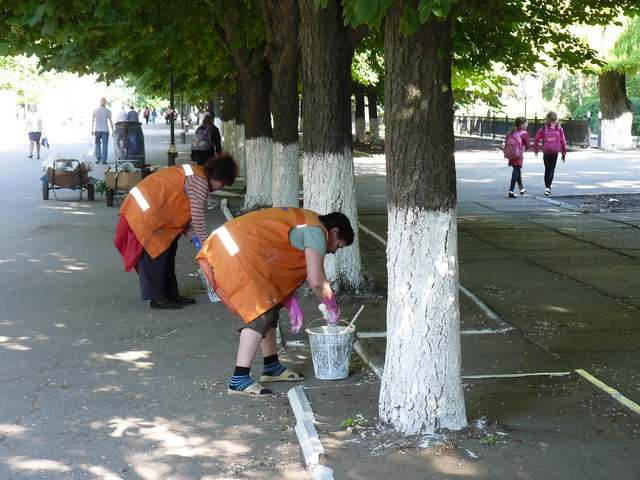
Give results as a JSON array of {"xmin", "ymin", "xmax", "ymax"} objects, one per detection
[
  {"xmin": 319, "ymin": 212, "xmax": 355, "ymax": 245},
  {"xmin": 204, "ymin": 152, "xmax": 238, "ymax": 186}
]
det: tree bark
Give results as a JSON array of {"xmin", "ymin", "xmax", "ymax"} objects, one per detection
[
  {"xmin": 354, "ymin": 92, "xmax": 366, "ymax": 142},
  {"xmin": 379, "ymin": 3, "xmax": 467, "ymax": 435},
  {"xmin": 220, "ymin": 79, "xmax": 245, "ymax": 177},
  {"xmin": 367, "ymin": 89, "xmax": 379, "ymax": 145},
  {"xmin": 298, "ymin": 0, "xmax": 366, "ymax": 290},
  {"xmin": 599, "ymin": 70, "xmax": 633, "ymax": 151},
  {"xmin": 262, "ymin": 0, "xmax": 301, "ymax": 208},
  {"xmin": 240, "ymin": 63, "xmax": 273, "ymax": 210}
]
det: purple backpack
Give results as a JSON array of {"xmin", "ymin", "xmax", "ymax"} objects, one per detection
[
  {"xmin": 541, "ymin": 125, "xmax": 562, "ymax": 154},
  {"xmin": 503, "ymin": 130, "xmax": 524, "ymax": 160}
]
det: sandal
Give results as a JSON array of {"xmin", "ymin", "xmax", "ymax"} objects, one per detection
[
  {"xmin": 228, "ymin": 382, "xmax": 272, "ymax": 397},
  {"xmin": 260, "ymin": 368, "xmax": 305, "ymax": 383}
]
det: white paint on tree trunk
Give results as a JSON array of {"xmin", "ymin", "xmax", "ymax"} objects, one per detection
[
  {"xmin": 303, "ymin": 148, "xmax": 363, "ymax": 290},
  {"xmin": 379, "ymin": 206, "xmax": 467, "ymax": 434},
  {"xmin": 223, "ymin": 120, "xmax": 246, "ymax": 177},
  {"xmin": 272, "ymin": 141, "xmax": 300, "ymax": 207},
  {"xmin": 355, "ymin": 118, "xmax": 366, "ymax": 142},
  {"xmin": 600, "ymin": 113, "xmax": 633, "ymax": 151},
  {"xmin": 243, "ymin": 136, "xmax": 273, "ymax": 210},
  {"xmin": 369, "ymin": 118, "xmax": 380, "ymax": 145}
]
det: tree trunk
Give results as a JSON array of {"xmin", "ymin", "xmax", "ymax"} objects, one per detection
[
  {"xmin": 298, "ymin": 0, "xmax": 366, "ymax": 290},
  {"xmin": 354, "ymin": 92, "xmax": 366, "ymax": 142},
  {"xmin": 221, "ymin": 81, "xmax": 246, "ymax": 177},
  {"xmin": 367, "ymin": 89, "xmax": 379, "ymax": 145},
  {"xmin": 262, "ymin": 0, "xmax": 301, "ymax": 208},
  {"xmin": 240, "ymin": 63, "xmax": 273, "ymax": 210},
  {"xmin": 379, "ymin": 4, "xmax": 467, "ymax": 435},
  {"xmin": 599, "ymin": 70, "xmax": 633, "ymax": 151}
]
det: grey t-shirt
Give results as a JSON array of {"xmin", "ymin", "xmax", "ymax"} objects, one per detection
[
  {"xmin": 288, "ymin": 226, "xmax": 326, "ymax": 256},
  {"xmin": 93, "ymin": 105, "xmax": 112, "ymax": 132}
]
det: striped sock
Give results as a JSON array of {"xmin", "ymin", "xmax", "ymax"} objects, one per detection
[
  {"xmin": 229, "ymin": 366, "xmax": 253, "ymax": 392},
  {"xmin": 229, "ymin": 374, "xmax": 255, "ymax": 392},
  {"xmin": 262, "ymin": 355, "xmax": 286, "ymax": 377}
]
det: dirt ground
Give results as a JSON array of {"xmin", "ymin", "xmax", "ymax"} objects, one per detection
[{"xmin": 305, "ymin": 372, "xmax": 640, "ymax": 480}]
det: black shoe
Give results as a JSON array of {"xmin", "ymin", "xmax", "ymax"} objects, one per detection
[
  {"xmin": 508, "ymin": 192, "xmax": 516, "ymax": 198},
  {"xmin": 167, "ymin": 296, "xmax": 196, "ymax": 305},
  {"xmin": 150, "ymin": 299, "xmax": 183, "ymax": 309}
]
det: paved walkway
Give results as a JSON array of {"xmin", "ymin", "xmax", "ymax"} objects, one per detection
[
  {"xmin": 1, "ymin": 119, "xmax": 639, "ymax": 479},
  {"xmin": 351, "ymin": 146, "xmax": 640, "ymax": 407}
]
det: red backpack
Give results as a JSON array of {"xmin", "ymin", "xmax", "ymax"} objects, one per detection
[
  {"xmin": 503, "ymin": 130, "xmax": 524, "ymax": 160},
  {"xmin": 541, "ymin": 125, "xmax": 562, "ymax": 154}
]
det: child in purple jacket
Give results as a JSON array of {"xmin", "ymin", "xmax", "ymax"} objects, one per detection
[{"xmin": 534, "ymin": 111, "xmax": 567, "ymax": 196}]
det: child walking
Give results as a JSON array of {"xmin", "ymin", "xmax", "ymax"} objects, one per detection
[
  {"xmin": 506, "ymin": 117, "xmax": 531, "ymax": 198},
  {"xmin": 534, "ymin": 111, "xmax": 566, "ymax": 196}
]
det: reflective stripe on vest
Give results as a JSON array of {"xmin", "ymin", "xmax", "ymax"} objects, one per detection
[
  {"xmin": 182, "ymin": 164, "xmax": 194, "ymax": 176},
  {"xmin": 213, "ymin": 226, "xmax": 239, "ymax": 256},
  {"xmin": 130, "ymin": 186, "xmax": 150, "ymax": 212}
]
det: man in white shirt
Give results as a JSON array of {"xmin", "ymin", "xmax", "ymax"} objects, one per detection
[{"xmin": 91, "ymin": 98, "xmax": 115, "ymax": 164}]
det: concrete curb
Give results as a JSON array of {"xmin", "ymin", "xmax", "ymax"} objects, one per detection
[
  {"xmin": 287, "ymin": 386, "xmax": 333, "ymax": 479},
  {"xmin": 576, "ymin": 369, "xmax": 640, "ymax": 417}
]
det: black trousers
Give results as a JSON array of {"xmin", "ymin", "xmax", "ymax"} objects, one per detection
[
  {"xmin": 138, "ymin": 237, "xmax": 180, "ymax": 300},
  {"xmin": 543, "ymin": 153, "xmax": 559, "ymax": 189}
]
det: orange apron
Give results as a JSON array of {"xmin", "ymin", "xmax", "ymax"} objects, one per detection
[
  {"xmin": 197, "ymin": 207, "xmax": 327, "ymax": 323},
  {"xmin": 119, "ymin": 164, "xmax": 208, "ymax": 259}
]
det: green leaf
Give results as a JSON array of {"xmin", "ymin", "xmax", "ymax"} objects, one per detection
[
  {"xmin": 432, "ymin": 0, "xmax": 451, "ymax": 19},
  {"xmin": 400, "ymin": 4, "xmax": 419, "ymax": 34},
  {"xmin": 42, "ymin": 20, "xmax": 56, "ymax": 36},
  {"xmin": 418, "ymin": 0, "xmax": 435, "ymax": 23},
  {"xmin": 95, "ymin": 4, "xmax": 108, "ymax": 19},
  {"xmin": 354, "ymin": 0, "xmax": 379, "ymax": 25}
]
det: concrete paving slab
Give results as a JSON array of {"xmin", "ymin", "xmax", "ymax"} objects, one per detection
[
  {"xmin": 528, "ymin": 330, "xmax": 640, "ymax": 354},
  {"xmin": 500, "ymin": 312, "xmax": 638, "ymax": 334},
  {"xmin": 556, "ymin": 227, "xmax": 640, "ymax": 249},
  {"xmin": 531, "ymin": 251, "xmax": 635, "ymax": 266},
  {"xmin": 558, "ymin": 265, "xmax": 640, "ymax": 298}
]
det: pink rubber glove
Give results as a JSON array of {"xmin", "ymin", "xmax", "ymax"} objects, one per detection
[
  {"xmin": 282, "ymin": 294, "xmax": 304, "ymax": 333},
  {"xmin": 321, "ymin": 294, "xmax": 341, "ymax": 326}
]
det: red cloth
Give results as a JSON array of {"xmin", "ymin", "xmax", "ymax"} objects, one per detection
[{"xmin": 114, "ymin": 215, "xmax": 143, "ymax": 273}]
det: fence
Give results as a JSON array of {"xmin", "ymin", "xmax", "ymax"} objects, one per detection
[{"xmin": 453, "ymin": 115, "xmax": 591, "ymax": 148}]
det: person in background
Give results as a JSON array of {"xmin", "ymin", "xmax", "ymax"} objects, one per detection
[
  {"xmin": 143, "ymin": 107, "xmax": 150, "ymax": 124},
  {"xmin": 196, "ymin": 208, "xmax": 354, "ymax": 397},
  {"xmin": 190, "ymin": 112, "xmax": 222, "ymax": 166},
  {"xmin": 126, "ymin": 106, "xmax": 139, "ymax": 122},
  {"xmin": 114, "ymin": 154, "xmax": 238, "ymax": 310},
  {"xmin": 91, "ymin": 98, "xmax": 115, "ymax": 164},
  {"xmin": 25, "ymin": 104, "xmax": 45, "ymax": 159},
  {"xmin": 534, "ymin": 111, "xmax": 567, "ymax": 196},
  {"xmin": 151, "ymin": 109, "xmax": 157, "ymax": 124},
  {"xmin": 117, "ymin": 105, "xmax": 128, "ymax": 123},
  {"xmin": 506, "ymin": 117, "xmax": 531, "ymax": 198}
]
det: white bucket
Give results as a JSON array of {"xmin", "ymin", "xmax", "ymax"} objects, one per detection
[{"xmin": 306, "ymin": 319, "xmax": 356, "ymax": 380}]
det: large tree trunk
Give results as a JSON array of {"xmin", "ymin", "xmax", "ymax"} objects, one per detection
[
  {"xmin": 240, "ymin": 63, "xmax": 273, "ymax": 210},
  {"xmin": 262, "ymin": 0, "xmax": 300, "ymax": 208},
  {"xmin": 599, "ymin": 70, "xmax": 633, "ymax": 151},
  {"xmin": 299, "ymin": 0, "xmax": 365, "ymax": 290},
  {"xmin": 367, "ymin": 89, "xmax": 380, "ymax": 145},
  {"xmin": 220, "ymin": 81, "xmax": 246, "ymax": 178},
  {"xmin": 379, "ymin": 4, "xmax": 467, "ymax": 435}
]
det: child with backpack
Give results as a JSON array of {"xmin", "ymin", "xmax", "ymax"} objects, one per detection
[
  {"xmin": 534, "ymin": 111, "xmax": 566, "ymax": 196},
  {"xmin": 503, "ymin": 117, "xmax": 531, "ymax": 198},
  {"xmin": 190, "ymin": 112, "xmax": 222, "ymax": 166}
]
